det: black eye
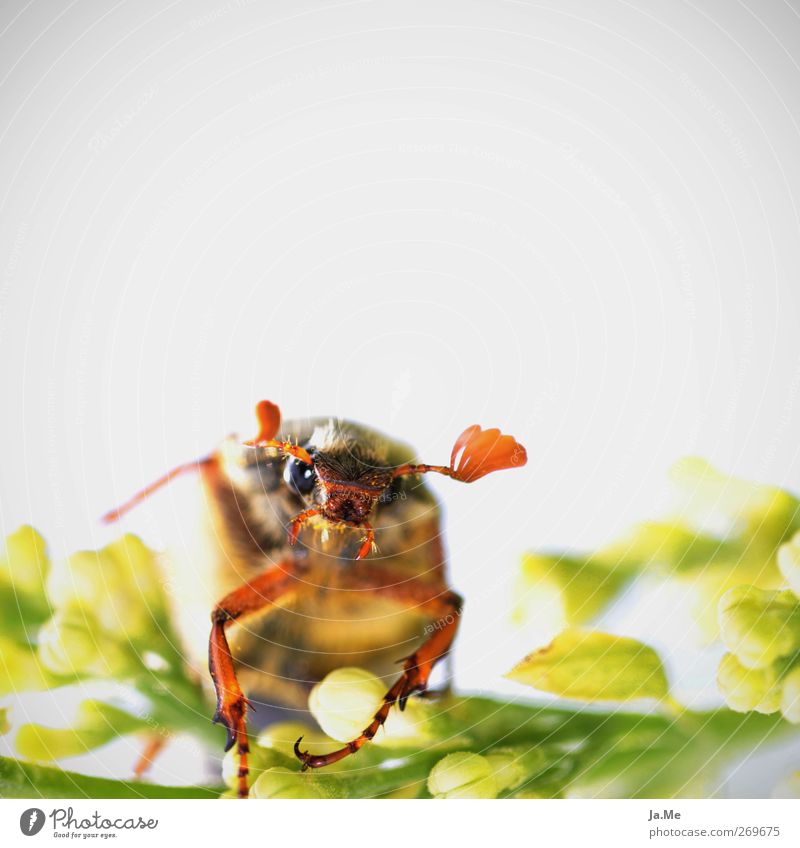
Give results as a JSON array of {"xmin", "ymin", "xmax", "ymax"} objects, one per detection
[{"xmin": 284, "ymin": 457, "xmax": 316, "ymax": 496}]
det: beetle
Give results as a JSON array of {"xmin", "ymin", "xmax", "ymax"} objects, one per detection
[{"xmin": 104, "ymin": 400, "xmax": 527, "ymax": 797}]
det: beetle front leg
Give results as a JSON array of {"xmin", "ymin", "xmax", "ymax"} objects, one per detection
[
  {"xmin": 209, "ymin": 564, "xmax": 298, "ymax": 798},
  {"xmin": 294, "ymin": 588, "xmax": 462, "ymax": 770}
]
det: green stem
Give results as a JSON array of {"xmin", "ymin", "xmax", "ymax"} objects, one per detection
[
  {"xmin": 317, "ymin": 751, "xmax": 443, "ymax": 798},
  {"xmin": 0, "ymin": 756, "xmax": 223, "ymax": 799}
]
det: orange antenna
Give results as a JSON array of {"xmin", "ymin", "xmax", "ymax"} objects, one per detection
[
  {"xmin": 244, "ymin": 400, "xmax": 312, "ymax": 465},
  {"xmin": 252, "ymin": 400, "xmax": 281, "ymax": 442},
  {"xmin": 393, "ymin": 424, "xmax": 527, "ymax": 482},
  {"xmin": 102, "ymin": 459, "xmax": 211, "ymax": 524}
]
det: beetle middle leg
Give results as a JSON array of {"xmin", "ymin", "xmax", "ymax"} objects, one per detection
[
  {"xmin": 209, "ymin": 563, "xmax": 299, "ymax": 798},
  {"xmin": 132, "ymin": 735, "xmax": 168, "ymax": 779},
  {"xmin": 294, "ymin": 581, "xmax": 463, "ymax": 770}
]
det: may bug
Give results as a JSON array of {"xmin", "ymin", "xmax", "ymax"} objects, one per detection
[{"xmin": 104, "ymin": 401, "xmax": 526, "ymax": 797}]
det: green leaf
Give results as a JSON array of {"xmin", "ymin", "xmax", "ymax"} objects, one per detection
[
  {"xmin": 514, "ymin": 553, "xmax": 632, "ymax": 627},
  {"xmin": 600, "ymin": 521, "xmax": 745, "ymax": 575},
  {"xmin": 0, "ymin": 756, "xmax": 222, "ymax": 799},
  {"xmin": 16, "ymin": 700, "xmax": 151, "ymax": 761},
  {"xmin": 505, "ymin": 630, "xmax": 670, "ymax": 701}
]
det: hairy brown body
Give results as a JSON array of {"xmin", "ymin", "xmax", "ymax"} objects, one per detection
[
  {"xmin": 198, "ymin": 421, "xmax": 450, "ymax": 709},
  {"xmin": 105, "ymin": 402, "xmax": 525, "ymax": 797}
]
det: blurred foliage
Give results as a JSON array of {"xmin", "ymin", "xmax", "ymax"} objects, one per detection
[
  {"xmin": 1, "ymin": 457, "xmax": 799, "ymax": 797},
  {"xmin": 514, "ymin": 458, "xmax": 799, "ymax": 638},
  {"xmin": 506, "ymin": 630, "xmax": 669, "ymax": 702},
  {"xmin": 0, "ymin": 527, "xmax": 221, "ymax": 770},
  {"xmin": 0, "ymin": 755, "xmax": 220, "ymax": 799}
]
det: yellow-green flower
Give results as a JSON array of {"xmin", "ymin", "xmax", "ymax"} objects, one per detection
[
  {"xmin": 428, "ymin": 752, "xmax": 497, "ymax": 799},
  {"xmin": 256, "ymin": 721, "xmax": 338, "ymax": 759},
  {"xmin": 251, "ymin": 767, "xmax": 331, "ymax": 799},
  {"xmin": 777, "ymin": 533, "xmax": 800, "ymax": 598},
  {"xmin": 485, "ymin": 747, "xmax": 545, "ymax": 793},
  {"xmin": 718, "ymin": 586, "xmax": 800, "ymax": 669},
  {"xmin": 780, "ymin": 665, "xmax": 800, "ymax": 724},
  {"xmin": 37, "ymin": 605, "xmax": 135, "ymax": 678},
  {"xmin": 772, "ymin": 771, "xmax": 800, "ymax": 799},
  {"xmin": 1, "ymin": 525, "xmax": 49, "ymax": 597},
  {"xmin": 0, "ymin": 636, "xmax": 53, "ymax": 695},
  {"xmin": 0, "ymin": 526, "xmax": 53, "ymax": 640},
  {"xmin": 46, "ymin": 535, "xmax": 168, "ymax": 640},
  {"xmin": 308, "ymin": 667, "xmax": 431, "ymax": 746},
  {"xmin": 716, "ymin": 652, "xmax": 781, "ymax": 714}
]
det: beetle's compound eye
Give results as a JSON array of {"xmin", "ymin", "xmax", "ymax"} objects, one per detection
[{"xmin": 284, "ymin": 456, "xmax": 316, "ymax": 496}]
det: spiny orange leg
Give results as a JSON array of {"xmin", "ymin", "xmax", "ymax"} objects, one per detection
[
  {"xmin": 209, "ymin": 564, "xmax": 299, "ymax": 798},
  {"xmin": 288, "ymin": 508, "xmax": 320, "ymax": 546},
  {"xmin": 294, "ymin": 588, "xmax": 462, "ymax": 770},
  {"xmin": 132, "ymin": 736, "xmax": 168, "ymax": 780},
  {"xmin": 393, "ymin": 423, "xmax": 527, "ymax": 483}
]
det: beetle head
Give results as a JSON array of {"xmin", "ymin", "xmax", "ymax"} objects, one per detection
[{"xmin": 306, "ymin": 423, "xmax": 393, "ymax": 525}]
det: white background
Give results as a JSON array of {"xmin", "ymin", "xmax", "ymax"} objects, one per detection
[{"xmin": 2, "ymin": 0, "xmax": 800, "ymax": 795}]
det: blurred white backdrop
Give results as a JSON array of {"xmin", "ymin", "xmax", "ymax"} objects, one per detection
[{"xmin": 2, "ymin": 0, "xmax": 800, "ymax": 793}]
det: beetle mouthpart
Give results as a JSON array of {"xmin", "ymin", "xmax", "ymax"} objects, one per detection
[
  {"xmin": 355, "ymin": 522, "xmax": 375, "ymax": 560},
  {"xmin": 288, "ymin": 509, "xmax": 376, "ymax": 559}
]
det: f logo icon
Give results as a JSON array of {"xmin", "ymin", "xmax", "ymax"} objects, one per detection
[{"xmin": 19, "ymin": 808, "xmax": 45, "ymax": 836}]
